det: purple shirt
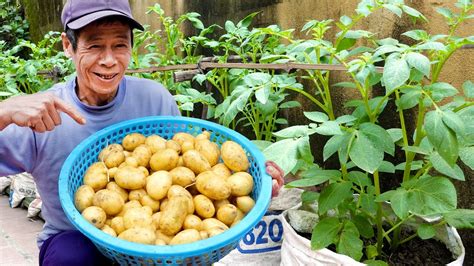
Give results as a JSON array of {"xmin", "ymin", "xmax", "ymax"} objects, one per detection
[{"xmin": 0, "ymin": 75, "xmax": 180, "ymax": 247}]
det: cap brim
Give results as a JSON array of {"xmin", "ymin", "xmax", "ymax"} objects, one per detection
[{"xmin": 66, "ymin": 10, "xmax": 144, "ymax": 31}]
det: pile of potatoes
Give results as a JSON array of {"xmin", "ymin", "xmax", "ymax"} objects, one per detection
[{"xmin": 74, "ymin": 131, "xmax": 256, "ymax": 246}]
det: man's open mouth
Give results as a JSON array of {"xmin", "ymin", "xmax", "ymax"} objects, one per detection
[{"xmin": 95, "ymin": 73, "xmax": 118, "ymax": 80}]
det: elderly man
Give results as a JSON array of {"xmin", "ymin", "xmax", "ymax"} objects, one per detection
[{"xmin": 0, "ymin": 0, "xmax": 284, "ymax": 265}]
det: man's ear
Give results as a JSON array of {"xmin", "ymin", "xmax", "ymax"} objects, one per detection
[{"xmin": 61, "ymin": 32, "xmax": 72, "ymax": 58}]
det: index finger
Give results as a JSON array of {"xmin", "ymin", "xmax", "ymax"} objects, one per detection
[{"xmin": 53, "ymin": 97, "xmax": 86, "ymax": 125}]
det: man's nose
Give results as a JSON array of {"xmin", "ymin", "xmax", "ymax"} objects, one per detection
[{"xmin": 99, "ymin": 48, "xmax": 117, "ymax": 67}]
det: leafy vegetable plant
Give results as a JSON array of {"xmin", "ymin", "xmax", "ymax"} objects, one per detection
[{"xmin": 264, "ymin": 0, "xmax": 474, "ymax": 263}]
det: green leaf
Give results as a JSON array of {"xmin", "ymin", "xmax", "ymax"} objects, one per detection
[
  {"xmin": 404, "ymin": 176, "xmax": 457, "ymax": 216},
  {"xmin": 313, "ymin": 121, "xmax": 343, "ymax": 136},
  {"xmin": 224, "ymin": 20, "xmax": 236, "ymax": 32},
  {"xmin": 429, "ymin": 152, "xmax": 465, "ymax": 181},
  {"xmin": 304, "ymin": 111, "xmax": 329, "ymax": 123},
  {"xmin": 406, "ymin": 52, "xmax": 430, "ymax": 76},
  {"xmin": 373, "ymin": 45, "xmax": 403, "ymax": 57},
  {"xmin": 416, "ymin": 42, "xmax": 446, "ymax": 51},
  {"xmin": 349, "ymin": 131, "xmax": 384, "ymax": 173},
  {"xmin": 255, "ymin": 86, "xmax": 270, "ymax": 104},
  {"xmin": 318, "ymin": 182, "xmax": 353, "ymax": 214},
  {"xmin": 387, "ymin": 128, "xmax": 403, "ymax": 142},
  {"xmin": 279, "ymin": 100, "xmax": 301, "ymax": 109},
  {"xmin": 459, "ymin": 147, "xmax": 474, "ymax": 170},
  {"xmin": 340, "ymin": 15, "xmax": 352, "ymax": 26},
  {"xmin": 395, "ymin": 160, "xmax": 423, "ymax": 171},
  {"xmin": 336, "ymin": 115, "xmax": 357, "ymax": 124},
  {"xmin": 442, "ymin": 110, "xmax": 464, "ymax": 136},
  {"xmin": 187, "ymin": 16, "xmax": 204, "ymax": 30},
  {"xmin": 300, "ymin": 168, "xmax": 342, "ymax": 181},
  {"xmin": 348, "ymin": 171, "xmax": 371, "ymax": 188},
  {"xmin": 237, "ymin": 12, "xmax": 259, "ymax": 28},
  {"xmin": 301, "ymin": 191, "xmax": 320, "ymax": 204},
  {"xmin": 311, "ymin": 217, "xmax": 342, "ymax": 249},
  {"xmin": 425, "ymin": 82, "xmax": 458, "ymax": 102},
  {"xmin": 397, "ymin": 89, "xmax": 422, "ymax": 110},
  {"xmin": 383, "ymin": 4, "xmax": 403, "ymax": 17},
  {"xmin": 244, "ymin": 72, "xmax": 272, "ymax": 87},
  {"xmin": 359, "ymin": 123, "xmax": 395, "ymax": 156},
  {"xmin": 444, "ymin": 209, "xmax": 474, "ymax": 229},
  {"xmin": 353, "ymin": 214, "xmax": 374, "ymax": 238},
  {"xmin": 402, "ymin": 145, "xmax": 430, "ymax": 155},
  {"xmin": 390, "ymin": 189, "xmax": 410, "ymax": 219},
  {"xmin": 251, "ymin": 140, "xmax": 272, "ymax": 151},
  {"xmin": 417, "ymin": 224, "xmax": 436, "ymax": 240},
  {"xmin": 286, "ymin": 177, "xmax": 329, "ymax": 188},
  {"xmin": 402, "ymin": 5, "xmax": 426, "ymax": 20},
  {"xmin": 273, "ymin": 125, "xmax": 309, "ymax": 138},
  {"xmin": 337, "ymin": 221, "xmax": 363, "ymax": 261},
  {"xmin": 378, "ymin": 161, "xmax": 395, "ymax": 173},
  {"xmin": 425, "ymin": 111, "xmax": 459, "ymax": 165},
  {"xmin": 336, "ymin": 38, "xmax": 356, "ymax": 52},
  {"xmin": 222, "ymin": 89, "xmax": 252, "ymax": 126},
  {"xmin": 324, "ymin": 134, "xmax": 346, "ymax": 161},
  {"xmin": 462, "ymin": 80, "xmax": 474, "ymax": 98},
  {"xmin": 402, "ymin": 30, "xmax": 428, "ymax": 41},
  {"xmin": 383, "ymin": 57, "xmax": 410, "ymax": 93},
  {"xmin": 263, "ymin": 138, "xmax": 300, "ymax": 175},
  {"xmin": 436, "ymin": 7, "xmax": 454, "ymax": 19}
]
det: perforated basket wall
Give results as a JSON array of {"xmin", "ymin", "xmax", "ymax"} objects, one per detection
[{"xmin": 59, "ymin": 116, "xmax": 272, "ymax": 265}]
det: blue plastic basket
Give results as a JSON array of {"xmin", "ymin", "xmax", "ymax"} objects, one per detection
[{"xmin": 59, "ymin": 116, "xmax": 272, "ymax": 265}]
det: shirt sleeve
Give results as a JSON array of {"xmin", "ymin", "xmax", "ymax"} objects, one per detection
[{"xmin": 0, "ymin": 125, "xmax": 36, "ymax": 176}]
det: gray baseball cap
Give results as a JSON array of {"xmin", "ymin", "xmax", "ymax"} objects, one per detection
[{"xmin": 61, "ymin": 0, "xmax": 144, "ymax": 31}]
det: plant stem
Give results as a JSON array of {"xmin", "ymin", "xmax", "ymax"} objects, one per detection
[{"xmin": 373, "ymin": 170, "xmax": 384, "ymax": 256}]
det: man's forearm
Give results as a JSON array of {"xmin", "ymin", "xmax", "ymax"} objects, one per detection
[{"xmin": 0, "ymin": 100, "xmax": 13, "ymax": 130}]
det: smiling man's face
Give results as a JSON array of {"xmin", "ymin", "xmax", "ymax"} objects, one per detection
[{"xmin": 63, "ymin": 20, "xmax": 132, "ymax": 106}]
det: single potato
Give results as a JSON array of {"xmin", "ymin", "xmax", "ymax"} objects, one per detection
[
  {"xmin": 183, "ymin": 214, "xmax": 203, "ymax": 231},
  {"xmin": 211, "ymin": 163, "xmax": 232, "ymax": 179},
  {"xmin": 92, "ymin": 189, "xmax": 124, "ymax": 216},
  {"xmin": 146, "ymin": 171, "xmax": 173, "ymax": 200},
  {"xmin": 83, "ymin": 162, "xmax": 108, "ymax": 191},
  {"xmin": 101, "ymin": 224, "xmax": 117, "ymax": 237},
  {"xmin": 172, "ymin": 132, "xmax": 195, "ymax": 147},
  {"xmin": 140, "ymin": 195, "xmax": 160, "ymax": 212},
  {"xmin": 114, "ymin": 166, "xmax": 146, "ymax": 190},
  {"xmin": 221, "ymin": 141, "xmax": 249, "ymax": 172},
  {"xmin": 159, "ymin": 196, "xmax": 188, "ymax": 235},
  {"xmin": 169, "ymin": 229, "xmax": 201, "ymax": 245},
  {"xmin": 165, "ymin": 140, "xmax": 182, "ymax": 154},
  {"xmin": 122, "ymin": 133, "xmax": 146, "ymax": 151},
  {"xmin": 149, "ymin": 148, "xmax": 179, "ymax": 171},
  {"xmin": 145, "ymin": 135, "xmax": 167, "ymax": 153},
  {"xmin": 98, "ymin": 144, "xmax": 123, "ymax": 162},
  {"xmin": 128, "ymin": 188, "xmax": 147, "ymax": 201},
  {"xmin": 226, "ymin": 172, "xmax": 254, "ymax": 196},
  {"xmin": 110, "ymin": 216, "xmax": 126, "ymax": 234},
  {"xmin": 235, "ymin": 195, "xmax": 255, "ymax": 213},
  {"xmin": 118, "ymin": 227, "xmax": 155, "ymax": 245},
  {"xmin": 82, "ymin": 206, "xmax": 107, "ymax": 229},
  {"xmin": 216, "ymin": 204, "xmax": 238, "ymax": 226},
  {"xmin": 193, "ymin": 194, "xmax": 215, "ymax": 219},
  {"xmin": 74, "ymin": 185, "xmax": 95, "ymax": 212},
  {"xmin": 195, "ymin": 139, "xmax": 220, "ymax": 166},
  {"xmin": 123, "ymin": 206, "xmax": 153, "ymax": 229},
  {"xmin": 132, "ymin": 145, "xmax": 152, "ymax": 167},
  {"xmin": 195, "ymin": 171, "xmax": 231, "ymax": 200},
  {"xmin": 182, "ymin": 150, "xmax": 211, "ymax": 174},
  {"xmin": 169, "ymin": 167, "xmax": 196, "ymax": 187}
]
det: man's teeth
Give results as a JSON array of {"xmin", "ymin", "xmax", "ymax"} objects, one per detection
[{"xmin": 98, "ymin": 74, "xmax": 115, "ymax": 79}]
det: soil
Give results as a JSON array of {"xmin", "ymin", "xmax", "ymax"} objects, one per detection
[{"xmin": 299, "ymin": 228, "xmax": 456, "ymax": 265}]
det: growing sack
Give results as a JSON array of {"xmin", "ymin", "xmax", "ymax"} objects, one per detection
[
  {"xmin": 8, "ymin": 173, "xmax": 36, "ymax": 208},
  {"xmin": 216, "ymin": 188, "xmax": 303, "ymax": 265}
]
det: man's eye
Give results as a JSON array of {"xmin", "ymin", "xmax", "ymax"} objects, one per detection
[{"xmin": 88, "ymin": 45, "xmax": 100, "ymax": 49}]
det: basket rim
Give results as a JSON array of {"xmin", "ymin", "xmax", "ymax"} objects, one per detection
[{"xmin": 59, "ymin": 116, "xmax": 272, "ymax": 259}]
